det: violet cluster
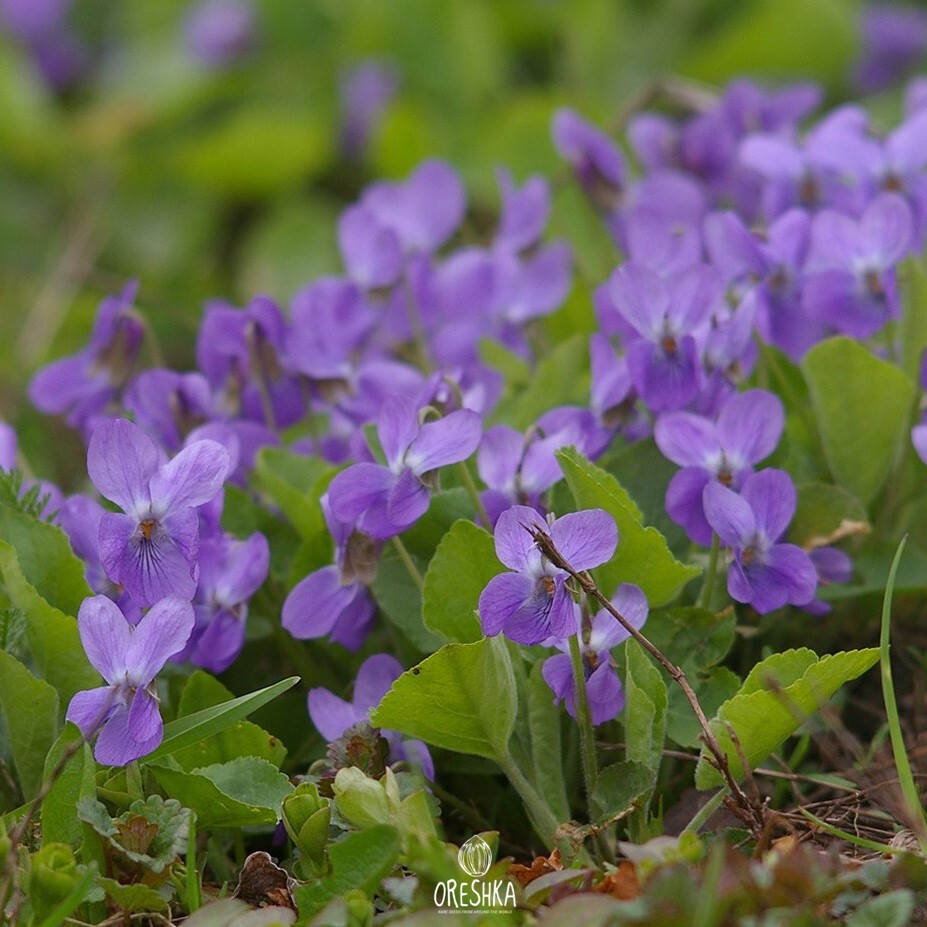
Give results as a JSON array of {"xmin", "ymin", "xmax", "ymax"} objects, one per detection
[{"xmin": 30, "ymin": 70, "xmax": 927, "ymax": 752}]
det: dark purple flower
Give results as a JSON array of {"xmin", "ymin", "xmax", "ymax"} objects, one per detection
[
  {"xmin": 29, "ymin": 282, "xmax": 143, "ymax": 439},
  {"xmin": 703, "ymin": 469, "xmax": 817, "ymax": 614},
  {"xmin": 328, "ymin": 398, "xmax": 482, "ymax": 539},
  {"xmin": 479, "ymin": 505, "xmax": 618, "ymax": 645},
  {"xmin": 552, "ymin": 108, "xmax": 625, "ymax": 211},
  {"xmin": 655, "ymin": 389, "xmax": 784, "ymax": 546},
  {"xmin": 66, "ymin": 595, "xmax": 194, "ymax": 765},
  {"xmin": 282, "ymin": 494, "xmax": 378, "ymax": 650},
  {"xmin": 361, "ymin": 160, "xmax": 465, "ymax": 255},
  {"xmin": 609, "ymin": 262, "xmax": 721, "ymax": 412},
  {"xmin": 88, "ymin": 418, "xmax": 230, "ymax": 608},
  {"xmin": 542, "ymin": 584, "xmax": 648, "ymax": 726},
  {"xmin": 308, "ymin": 654, "xmax": 434, "ymax": 779},
  {"xmin": 804, "ymin": 193, "xmax": 913, "ymax": 339},
  {"xmin": 184, "ymin": 0, "xmax": 256, "ymax": 68},
  {"xmin": 177, "ymin": 531, "xmax": 269, "ymax": 673}
]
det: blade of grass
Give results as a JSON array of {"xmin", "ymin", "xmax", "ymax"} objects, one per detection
[
  {"xmin": 799, "ymin": 809, "xmax": 900, "ymax": 855},
  {"xmin": 879, "ymin": 536, "xmax": 927, "ymax": 854}
]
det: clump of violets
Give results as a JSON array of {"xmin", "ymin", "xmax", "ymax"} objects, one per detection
[
  {"xmin": 479, "ymin": 505, "xmax": 618, "ymax": 645},
  {"xmin": 87, "ymin": 418, "xmax": 230, "ymax": 607},
  {"xmin": 66, "ymin": 595, "xmax": 195, "ymax": 765}
]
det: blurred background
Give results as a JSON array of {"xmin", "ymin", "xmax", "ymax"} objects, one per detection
[{"xmin": 1, "ymin": 0, "xmax": 924, "ymax": 485}]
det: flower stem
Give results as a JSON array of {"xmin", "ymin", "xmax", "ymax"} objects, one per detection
[
  {"xmin": 697, "ymin": 533, "xmax": 720, "ymax": 611},
  {"xmin": 568, "ymin": 634, "xmax": 599, "ymax": 807},
  {"xmin": 457, "ymin": 461, "xmax": 491, "ymax": 528},
  {"xmin": 392, "ymin": 536, "xmax": 424, "ymax": 591},
  {"xmin": 681, "ymin": 788, "xmax": 728, "ymax": 835},
  {"xmin": 496, "ymin": 750, "xmax": 562, "ymax": 847}
]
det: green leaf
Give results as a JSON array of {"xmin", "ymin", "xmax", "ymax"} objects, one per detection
[
  {"xmin": 0, "ymin": 648, "xmax": 59, "ymax": 799},
  {"xmin": 173, "ymin": 107, "xmax": 331, "ymax": 197},
  {"xmin": 371, "ymin": 555, "xmax": 444, "ymax": 653},
  {"xmin": 372, "ymin": 638, "xmax": 516, "ymax": 760},
  {"xmin": 295, "ymin": 825, "xmax": 400, "ymax": 916},
  {"xmin": 98, "ymin": 878, "xmax": 170, "ymax": 915},
  {"xmin": 183, "ymin": 899, "xmax": 296, "ymax": 926},
  {"xmin": 151, "ymin": 757, "xmax": 293, "ymax": 828},
  {"xmin": 557, "ymin": 448, "xmax": 700, "ymax": 606},
  {"xmin": 42, "ymin": 723, "xmax": 96, "ymax": 846},
  {"xmin": 695, "ymin": 648, "xmax": 880, "ymax": 789},
  {"xmin": 592, "ymin": 761, "xmax": 655, "ymax": 824},
  {"xmin": 0, "ymin": 539, "xmax": 99, "ymax": 704},
  {"xmin": 680, "ymin": 0, "xmax": 857, "ymax": 90},
  {"xmin": 790, "ymin": 482, "xmax": 869, "ymax": 548},
  {"xmin": 494, "ymin": 336, "xmax": 589, "ymax": 430},
  {"xmin": 252, "ymin": 448, "xmax": 334, "ymax": 543},
  {"xmin": 526, "ymin": 661, "xmax": 570, "ymax": 822},
  {"xmin": 898, "ymin": 259, "xmax": 927, "ymax": 382},
  {"xmin": 422, "ymin": 520, "xmax": 499, "ymax": 643},
  {"xmin": 846, "ymin": 891, "xmax": 915, "ymax": 927},
  {"xmin": 802, "ymin": 337, "xmax": 915, "ymax": 505},
  {"xmin": 0, "ymin": 499, "xmax": 92, "ymax": 615},
  {"xmin": 665, "ymin": 667, "xmax": 741, "ymax": 750},
  {"xmin": 623, "ymin": 641, "xmax": 667, "ymax": 777},
  {"xmin": 171, "ymin": 672, "xmax": 287, "ymax": 770},
  {"xmin": 644, "ymin": 607, "xmax": 736, "ymax": 674},
  {"xmin": 144, "ymin": 676, "xmax": 299, "ymax": 764}
]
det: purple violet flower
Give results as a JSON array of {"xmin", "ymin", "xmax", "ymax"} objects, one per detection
[
  {"xmin": 552, "ymin": 108, "xmax": 625, "ymax": 211},
  {"xmin": 88, "ymin": 418, "xmax": 231, "ymax": 607},
  {"xmin": 0, "ymin": 422, "xmax": 16, "ymax": 471},
  {"xmin": 29, "ymin": 282, "xmax": 143, "ymax": 439},
  {"xmin": 542, "ymin": 584, "xmax": 648, "ymax": 725},
  {"xmin": 804, "ymin": 192, "xmax": 913, "ymax": 339},
  {"xmin": 655, "ymin": 389, "xmax": 785, "ymax": 546},
  {"xmin": 479, "ymin": 505, "xmax": 618, "ymax": 645},
  {"xmin": 328, "ymin": 398, "xmax": 482, "ymax": 540},
  {"xmin": 282, "ymin": 494, "xmax": 378, "ymax": 650},
  {"xmin": 184, "ymin": 0, "xmax": 256, "ymax": 68},
  {"xmin": 804, "ymin": 546, "xmax": 853, "ymax": 616},
  {"xmin": 339, "ymin": 60, "xmax": 398, "ymax": 160},
  {"xmin": 178, "ymin": 531, "xmax": 270, "ymax": 673},
  {"xmin": 703, "ymin": 469, "xmax": 817, "ymax": 614},
  {"xmin": 66, "ymin": 595, "xmax": 195, "ymax": 765},
  {"xmin": 609, "ymin": 262, "xmax": 722, "ymax": 412},
  {"xmin": 308, "ymin": 654, "xmax": 434, "ymax": 779}
]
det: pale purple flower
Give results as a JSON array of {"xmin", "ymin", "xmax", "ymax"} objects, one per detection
[
  {"xmin": 854, "ymin": 5, "xmax": 927, "ymax": 92},
  {"xmin": 339, "ymin": 60, "xmax": 398, "ymax": 160},
  {"xmin": 655, "ymin": 389, "xmax": 784, "ymax": 545},
  {"xmin": 552, "ymin": 108, "xmax": 625, "ymax": 211},
  {"xmin": 804, "ymin": 546, "xmax": 853, "ymax": 616},
  {"xmin": 703, "ymin": 469, "xmax": 817, "ymax": 614},
  {"xmin": 282, "ymin": 494, "xmax": 378, "ymax": 650},
  {"xmin": 308, "ymin": 654, "xmax": 434, "ymax": 779},
  {"xmin": 328, "ymin": 398, "xmax": 482, "ymax": 539},
  {"xmin": 337, "ymin": 207, "xmax": 404, "ymax": 292},
  {"xmin": 88, "ymin": 419, "xmax": 230, "ymax": 607},
  {"xmin": 185, "ymin": 0, "xmax": 256, "ymax": 68},
  {"xmin": 494, "ymin": 169, "xmax": 550, "ymax": 254},
  {"xmin": 804, "ymin": 192, "xmax": 913, "ymax": 339},
  {"xmin": 179, "ymin": 531, "xmax": 269, "ymax": 672},
  {"xmin": 0, "ymin": 422, "xmax": 16, "ymax": 471},
  {"xmin": 29, "ymin": 281, "xmax": 143, "ymax": 439},
  {"xmin": 123, "ymin": 370, "xmax": 215, "ymax": 451},
  {"xmin": 542, "ymin": 584, "xmax": 648, "ymax": 725},
  {"xmin": 608, "ymin": 262, "xmax": 722, "ymax": 412},
  {"xmin": 361, "ymin": 160, "xmax": 465, "ymax": 254},
  {"xmin": 66, "ymin": 595, "xmax": 194, "ymax": 765},
  {"xmin": 479, "ymin": 505, "xmax": 618, "ymax": 645}
]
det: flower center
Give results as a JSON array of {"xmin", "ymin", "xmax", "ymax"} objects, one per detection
[
  {"xmin": 864, "ymin": 270, "xmax": 886, "ymax": 299},
  {"xmin": 742, "ymin": 545, "xmax": 757, "ymax": 566},
  {"xmin": 661, "ymin": 334, "xmax": 678, "ymax": 354},
  {"xmin": 139, "ymin": 518, "xmax": 157, "ymax": 541}
]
